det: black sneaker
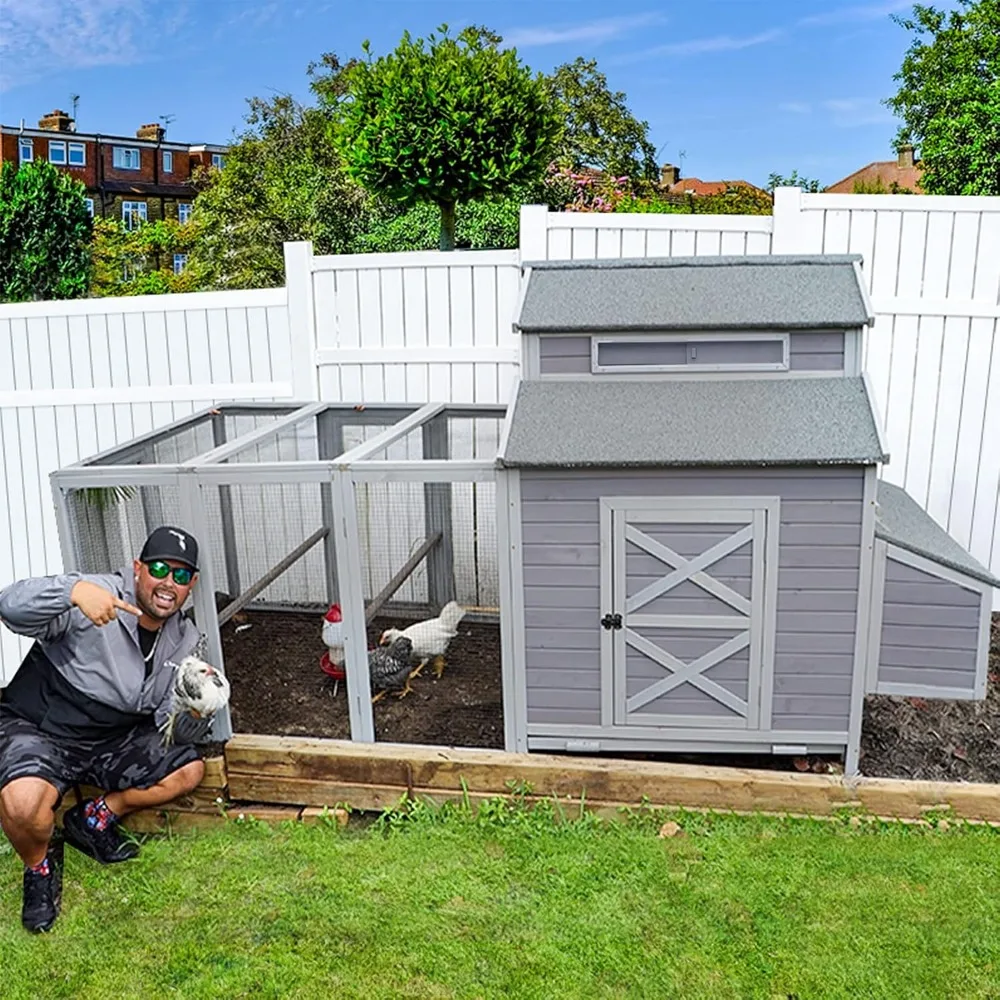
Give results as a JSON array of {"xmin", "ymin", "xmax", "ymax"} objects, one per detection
[
  {"xmin": 22, "ymin": 831, "xmax": 64, "ymax": 934},
  {"xmin": 63, "ymin": 802, "xmax": 140, "ymax": 865}
]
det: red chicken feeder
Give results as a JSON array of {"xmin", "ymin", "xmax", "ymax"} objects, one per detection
[{"xmin": 320, "ymin": 651, "xmax": 346, "ymax": 695}]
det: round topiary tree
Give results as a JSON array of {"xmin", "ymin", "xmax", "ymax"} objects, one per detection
[{"xmin": 332, "ymin": 25, "xmax": 561, "ymax": 250}]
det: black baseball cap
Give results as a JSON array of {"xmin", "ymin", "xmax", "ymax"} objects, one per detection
[{"xmin": 139, "ymin": 526, "xmax": 200, "ymax": 571}]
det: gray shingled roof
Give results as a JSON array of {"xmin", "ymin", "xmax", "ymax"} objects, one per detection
[
  {"xmin": 875, "ymin": 481, "xmax": 1000, "ymax": 588},
  {"xmin": 498, "ymin": 376, "xmax": 887, "ymax": 468},
  {"xmin": 514, "ymin": 255, "xmax": 874, "ymax": 333}
]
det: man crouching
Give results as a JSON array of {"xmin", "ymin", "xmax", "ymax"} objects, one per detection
[{"xmin": 0, "ymin": 526, "xmax": 211, "ymax": 933}]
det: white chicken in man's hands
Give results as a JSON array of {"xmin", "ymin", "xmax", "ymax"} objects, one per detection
[
  {"xmin": 322, "ymin": 603, "xmax": 345, "ymax": 667},
  {"xmin": 378, "ymin": 600, "xmax": 466, "ymax": 679},
  {"xmin": 159, "ymin": 655, "xmax": 231, "ymax": 746}
]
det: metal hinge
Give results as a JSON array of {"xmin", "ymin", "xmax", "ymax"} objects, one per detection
[{"xmin": 600, "ymin": 613, "xmax": 623, "ymax": 630}]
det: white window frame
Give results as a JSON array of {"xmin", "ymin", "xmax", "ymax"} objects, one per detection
[
  {"xmin": 84, "ymin": 198, "xmax": 95, "ymax": 217},
  {"xmin": 172, "ymin": 253, "xmax": 188, "ymax": 275},
  {"xmin": 68, "ymin": 142, "xmax": 86, "ymax": 166},
  {"xmin": 122, "ymin": 201, "xmax": 148, "ymax": 230},
  {"xmin": 211, "ymin": 153, "xmax": 225, "ymax": 169},
  {"xmin": 177, "ymin": 202, "xmax": 192, "ymax": 224},
  {"xmin": 590, "ymin": 332, "xmax": 790, "ymax": 374},
  {"xmin": 162, "ymin": 150, "xmax": 173, "ymax": 173},
  {"xmin": 18, "ymin": 137, "xmax": 33, "ymax": 163},
  {"xmin": 48, "ymin": 140, "xmax": 67, "ymax": 164},
  {"xmin": 113, "ymin": 146, "xmax": 141, "ymax": 170}
]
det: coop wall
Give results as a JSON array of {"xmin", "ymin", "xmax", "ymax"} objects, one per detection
[
  {"xmin": 518, "ymin": 466, "xmax": 866, "ymax": 741},
  {"xmin": 532, "ymin": 331, "xmax": 847, "ymax": 377},
  {"xmin": 869, "ymin": 542, "xmax": 991, "ymax": 700}
]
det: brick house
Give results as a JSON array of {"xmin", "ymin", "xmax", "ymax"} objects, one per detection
[
  {"xmin": 824, "ymin": 145, "xmax": 923, "ymax": 194},
  {"xmin": 0, "ymin": 109, "xmax": 228, "ymax": 230},
  {"xmin": 658, "ymin": 163, "xmax": 769, "ymax": 198}
]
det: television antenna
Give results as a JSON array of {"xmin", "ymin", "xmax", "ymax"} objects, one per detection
[
  {"xmin": 70, "ymin": 94, "xmax": 80, "ymax": 120},
  {"xmin": 678, "ymin": 149, "xmax": 687, "ymax": 173},
  {"xmin": 159, "ymin": 113, "xmax": 177, "ymax": 132}
]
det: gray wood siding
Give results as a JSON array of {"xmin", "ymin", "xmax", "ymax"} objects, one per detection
[
  {"xmin": 537, "ymin": 331, "xmax": 845, "ymax": 375},
  {"xmin": 877, "ymin": 556, "xmax": 982, "ymax": 692},
  {"xmin": 788, "ymin": 332, "xmax": 845, "ymax": 371},
  {"xmin": 520, "ymin": 467, "xmax": 864, "ymax": 733}
]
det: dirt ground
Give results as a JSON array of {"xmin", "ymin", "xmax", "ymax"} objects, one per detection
[
  {"xmin": 220, "ymin": 608, "xmax": 505, "ymax": 750},
  {"xmin": 219, "ymin": 608, "xmax": 1000, "ymax": 783}
]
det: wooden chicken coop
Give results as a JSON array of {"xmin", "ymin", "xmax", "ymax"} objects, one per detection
[{"xmin": 46, "ymin": 254, "xmax": 998, "ymax": 775}]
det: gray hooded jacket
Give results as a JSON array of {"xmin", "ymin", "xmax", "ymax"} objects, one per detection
[{"xmin": 0, "ymin": 568, "xmax": 203, "ymax": 739}]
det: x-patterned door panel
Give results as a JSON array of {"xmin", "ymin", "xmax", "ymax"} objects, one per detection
[{"xmin": 601, "ymin": 497, "xmax": 778, "ymax": 731}]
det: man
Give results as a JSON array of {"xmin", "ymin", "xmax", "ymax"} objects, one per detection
[{"xmin": 0, "ymin": 525, "xmax": 211, "ymax": 933}]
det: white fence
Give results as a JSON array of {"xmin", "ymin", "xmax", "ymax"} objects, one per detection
[{"xmin": 1, "ymin": 189, "xmax": 999, "ymax": 681}]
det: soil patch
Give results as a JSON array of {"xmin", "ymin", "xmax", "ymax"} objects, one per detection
[
  {"xmin": 219, "ymin": 609, "xmax": 1000, "ymax": 783},
  {"xmin": 220, "ymin": 608, "xmax": 504, "ymax": 750}
]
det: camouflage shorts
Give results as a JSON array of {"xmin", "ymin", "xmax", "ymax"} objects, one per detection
[{"xmin": 0, "ymin": 709, "xmax": 200, "ymax": 800}]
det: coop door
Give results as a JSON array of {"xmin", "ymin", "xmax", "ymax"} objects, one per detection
[{"xmin": 601, "ymin": 498, "xmax": 776, "ymax": 731}]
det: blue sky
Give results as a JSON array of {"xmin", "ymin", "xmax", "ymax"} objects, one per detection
[{"xmin": 0, "ymin": 0, "xmax": 954, "ymax": 189}]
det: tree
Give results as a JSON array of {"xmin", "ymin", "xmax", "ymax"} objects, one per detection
[
  {"xmin": 189, "ymin": 88, "xmax": 370, "ymax": 289},
  {"xmin": 767, "ymin": 170, "xmax": 822, "ymax": 193},
  {"xmin": 0, "ymin": 160, "xmax": 92, "ymax": 302},
  {"xmin": 89, "ymin": 217, "xmax": 207, "ymax": 297},
  {"xmin": 885, "ymin": 0, "xmax": 1000, "ymax": 195},
  {"xmin": 548, "ymin": 58, "xmax": 659, "ymax": 184},
  {"xmin": 330, "ymin": 25, "xmax": 561, "ymax": 250}
]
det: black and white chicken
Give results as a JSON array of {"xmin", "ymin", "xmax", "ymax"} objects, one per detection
[
  {"xmin": 159, "ymin": 654, "xmax": 232, "ymax": 745},
  {"xmin": 368, "ymin": 635, "xmax": 416, "ymax": 703}
]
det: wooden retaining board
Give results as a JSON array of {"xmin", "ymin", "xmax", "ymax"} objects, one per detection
[{"xmin": 224, "ymin": 735, "xmax": 1000, "ymax": 822}]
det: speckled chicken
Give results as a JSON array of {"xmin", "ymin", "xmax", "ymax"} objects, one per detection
[
  {"xmin": 369, "ymin": 635, "xmax": 416, "ymax": 703},
  {"xmin": 159, "ymin": 653, "xmax": 231, "ymax": 745}
]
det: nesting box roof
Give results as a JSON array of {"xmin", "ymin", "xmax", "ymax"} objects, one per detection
[
  {"xmin": 874, "ymin": 481, "xmax": 1000, "ymax": 587},
  {"xmin": 498, "ymin": 376, "xmax": 888, "ymax": 469},
  {"xmin": 513, "ymin": 255, "xmax": 875, "ymax": 332}
]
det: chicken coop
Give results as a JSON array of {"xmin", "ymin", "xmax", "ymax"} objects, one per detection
[
  {"xmin": 495, "ymin": 254, "xmax": 999, "ymax": 774},
  {"xmin": 49, "ymin": 401, "xmax": 509, "ymax": 749}
]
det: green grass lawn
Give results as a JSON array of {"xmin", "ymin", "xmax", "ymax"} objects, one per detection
[{"xmin": 1, "ymin": 799, "xmax": 999, "ymax": 1000}]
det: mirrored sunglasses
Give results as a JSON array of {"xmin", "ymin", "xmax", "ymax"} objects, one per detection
[{"xmin": 145, "ymin": 560, "xmax": 194, "ymax": 586}]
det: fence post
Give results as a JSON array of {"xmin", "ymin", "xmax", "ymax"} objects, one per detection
[
  {"xmin": 770, "ymin": 186, "xmax": 805, "ymax": 254},
  {"xmin": 519, "ymin": 204, "xmax": 549, "ymax": 264},
  {"xmin": 283, "ymin": 240, "xmax": 319, "ymax": 401}
]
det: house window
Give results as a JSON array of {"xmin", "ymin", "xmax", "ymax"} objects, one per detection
[
  {"xmin": 84, "ymin": 198, "xmax": 95, "ymax": 217},
  {"xmin": 173, "ymin": 253, "xmax": 188, "ymax": 275},
  {"xmin": 591, "ymin": 333, "xmax": 790, "ymax": 374},
  {"xmin": 177, "ymin": 202, "xmax": 192, "ymax": 223},
  {"xmin": 113, "ymin": 146, "xmax": 141, "ymax": 170},
  {"xmin": 163, "ymin": 150, "xmax": 173, "ymax": 173},
  {"xmin": 122, "ymin": 200, "xmax": 147, "ymax": 230},
  {"xmin": 19, "ymin": 138, "xmax": 33, "ymax": 163},
  {"xmin": 211, "ymin": 153, "xmax": 225, "ymax": 169},
  {"xmin": 68, "ymin": 142, "xmax": 86, "ymax": 166},
  {"xmin": 48, "ymin": 141, "xmax": 67, "ymax": 164}
]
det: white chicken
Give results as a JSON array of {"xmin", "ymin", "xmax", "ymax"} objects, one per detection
[
  {"xmin": 159, "ymin": 654, "xmax": 231, "ymax": 746},
  {"xmin": 378, "ymin": 600, "xmax": 466, "ymax": 679},
  {"xmin": 322, "ymin": 603, "xmax": 345, "ymax": 667}
]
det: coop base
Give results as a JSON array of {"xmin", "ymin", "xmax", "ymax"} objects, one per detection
[{"xmin": 102, "ymin": 735, "xmax": 1000, "ymax": 832}]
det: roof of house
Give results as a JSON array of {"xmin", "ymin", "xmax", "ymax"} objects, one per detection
[
  {"xmin": 513, "ymin": 255, "xmax": 875, "ymax": 333},
  {"xmin": 498, "ymin": 375, "xmax": 887, "ymax": 469},
  {"xmin": 825, "ymin": 160, "xmax": 923, "ymax": 195},
  {"xmin": 668, "ymin": 178, "xmax": 763, "ymax": 196},
  {"xmin": 874, "ymin": 481, "xmax": 999, "ymax": 588}
]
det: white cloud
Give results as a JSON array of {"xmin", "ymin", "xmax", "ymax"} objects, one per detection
[
  {"xmin": 0, "ymin": 0, "xmax": 181, "ymax": 92},
  {"xmin": 797, "ymin": 0, "xmax": 913, "ymax": 28},
  {"xmin": 822, "ymin": 97, "xmax": 894, "ymax": 126},
  {"xmin": 503, "ymin": 13, "xmax": 667, "ymax": 49},
  {"xmin": 780, "ymin": 102, "xmax": 812, "ymax": 114},
  {"xmin": 614, "ymin": 28, "xmax": 784, "ymax": 64}
]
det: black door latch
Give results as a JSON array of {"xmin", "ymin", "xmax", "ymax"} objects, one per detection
[{"xmin": 601, "ymin": 613, "xmax": 623, "ymax": 630}]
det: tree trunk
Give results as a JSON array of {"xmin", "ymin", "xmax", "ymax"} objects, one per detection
[{"xmin": 439, "ymin": 201, "xmax": 456, "ymax": 251}]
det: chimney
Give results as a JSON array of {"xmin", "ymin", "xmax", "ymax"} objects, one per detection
[
  {"xmin": 38, "ymin": 109, "xmax": 74, "ymax": 132},
  {"xmin": 898, "ymin": 144, "xmax": 915, "ymax": 169},
  {"xmin": 660, "ymin": 163, "xmax": 680, "ymax": 188},
  {"xmin": 137, "ymin": 122, "xmax": 165, "ymax": 141}
]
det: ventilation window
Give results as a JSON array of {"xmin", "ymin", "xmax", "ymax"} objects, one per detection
[{"xmin": 592, "ymin": 334, "xmax": 788, "ymax": 373}]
